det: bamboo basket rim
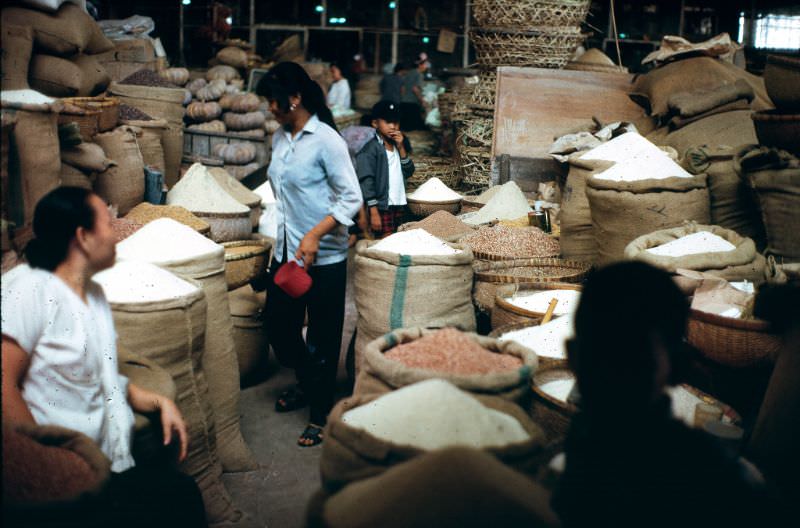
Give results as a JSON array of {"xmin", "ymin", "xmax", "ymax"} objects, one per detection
[
  {"xmin": 63, "ymin": 96, "xmax": 120, "ymax": 108},
  {"xmin": 472, "ymin": 246, "xmax": 561, "ymax": 261},
  {"xmin": 488, "ymin": 321, "xmax": 569, "ymax": 368},
  {"xmin": 531, "ymin": 367, "xmax": 579, "ymax": 414},
  {"xmin": 688, "ymin": 308, "xmax": 773, "ymax": 332},
  {"xmin": 495, "ymin": 282, "xmax": 583, "ymax": 318},
  {"xmin": 222, "ymin": 238, "xmax": 271, "ymax": 262},
  {"xmin": 193, "ymin": 210, "xmax": 251, "ymax": 219},
  {"xmin": 474, "ymin": 257, "xmax": 591, "ymax": 283},
  {"xmin": 406, "ymin": 196, "xmax": 463, "ymax": 205}
]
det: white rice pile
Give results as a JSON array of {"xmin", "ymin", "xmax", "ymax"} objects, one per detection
[
  {"xmin": 471, "ymin": 185, "xmax": 504, "ymax": 205},
  {"xmin": 507, "ymin": 289, "xmax": 581, "ymax": 315},
  {"xmin": 167, "ymin": 163, "xmax": 250, "ymax": 213},
  {"xmin": 407, "ymin": 177, "xmax": 462, "ymax": 202},
  {"xmin": 464, "ymin": 181, "xmax": 532, "ymax": 226},
  {"xmin": 254, "ymin": 180, "xmax": 276, "ymax": 205},
  {"xmin": 95, "ymin": 261, "xmax": 199, "ymax": 304},
  {"xmin": 116, "ymin": 218, "xmax": 223, "ymax": 264},
  {"xmin": 371, "ymin": 228, "xmax": 462, "ymax": 256},
  {"xmin": 498, "ymin": 314, "xmax": 574, "ymax": 360},
  {"xmin": 539, "ymin": 377, "xmax": 575, "ymax": 402},
  {"xmin": 342, "ymin": 379, "xmax": 530, "ymax": 450},
  {"xmin": 580, "ymin": 132, "xmax": 692, "ymax": 182},
  {"xmin": 1, "ymin": 89, "xmax": 55, "ymax": 105},
  {"xmin": 646, "ymin": 231, "xmax": 736, "ymax": 257}
]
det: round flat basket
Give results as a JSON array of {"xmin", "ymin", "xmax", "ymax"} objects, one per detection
[
  {"xmin": 223, "ymin": 238, "xmax": 272, "ymax": 291},
  {"xmin": 489, "ymin": 321, "xmax": 567, "ymax": 369},
  {"xmin": 406, "ymin": 197, "xmax": 463, "ymax": 218},
  {"xmin": 687, "ymin": 309, "xmax": 781, "ymax": 368},
  {"xmin": 492, "ymin": 282, "xmax": 581, "ymax": 329},
  {"xmin": 472, "ymin": 0, "xmax": 591, "ymax": 29},
  {"xmin": 530, "ymin": 367, "xmax": 578, "ymax": 444},
  {"xmin": 475, "ymin": 258, "xmax": 590, "ymax": 284},
  {"xmin": 470, "ymin": 27, "xmax": 585, "ymax": 70},
  {"xmin": 63, "ymin": 96, "xmax": 120, "ymax": 132},
  {"xmin": 472, "ymin": 240, "xmax": 561, "ymax": 262},
  {"xmin": 194, "ymin": 210, "xmax": 252, "ymax": 243}
]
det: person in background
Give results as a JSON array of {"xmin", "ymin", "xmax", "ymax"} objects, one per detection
[
  {"xmin": 356, "ymin": 101, "xmax": 415, "ymax": 239},
  {"xmin": 399, "ymin": 53, "xmax": 430, "ymax": 131},
  {"xmin": 1, "ymin": 187, "xmax": 205, "ymax": 527},
  {"xmin": 326, "ymin": 62, "xmax": 352, "ymax": 112},
  {"xmin": 553, "ymin": 261, "xmax": 776, "ymax": 527},
  {"xmin": 256, "ymin": 62, "xmax": 362, "ymax": 447},
  {"xmin": 380, "ymin": 62, "xmax": 407, "ymax": 104}
]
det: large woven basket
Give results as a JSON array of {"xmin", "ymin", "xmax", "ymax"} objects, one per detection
[
  {"xmin": 529, "ymin": 367, "xmax": 578, "ymax": 445},
  {"xmin": 492, "ymin": 282, "xmax": 581, "ymax": 329},
  {"xmin": 405, "ymin": 156, "xmax": 462, "ymax": 191},
  {"xmin": 406, "ymin": 197, "xmax": 463, "ymax": 218},
  {"xmin": 458, "ymin": 115, "xmax": 494, "ymax": 148},
  {"xmin": 470, "ymin": 28, "xmax": 585, "ymax": 70},
  {"xmin": 687, "ymin": 309, "xmax": 782, "ymax": 368},
  {"xmin": 456, "ymin": 143, "xmax": 493, "ymax": 189},
  {"xmin": 472, "ymin": 0, "xmax": 591, "ymax": 29},
  {"xmin": 474, "ymin": 258, "xmax": 590, "ymax": 284},
  {"xmin": 62, "ymin": 96, "xmax": 120, "ymax": 132},
  {"xmin": 469, "ymin": 71, "xmax": 498, "ymax": 112},
  {"xmin": 437, "ymin": 92, "xmax": 459, "ymax": 123},
  {"xmin": 57, "ymin": 105, "xmax": 101, "ymax": 141},
  {"xmin": 489, "ymin": 321, "xmax": 568, "ymax": 369},
  {"xmin": 222, "ymin": 238, "xmax": 272, "ymax": 291}
]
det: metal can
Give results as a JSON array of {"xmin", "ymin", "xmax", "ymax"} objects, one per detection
[{"xmin": 528, "ymin": 210, "xmax": 551, "ymax": 233}]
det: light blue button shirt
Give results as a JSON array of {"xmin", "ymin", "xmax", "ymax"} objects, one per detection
[{"xmin": 268, "ymin": 114, "xmax": 362, "ymax": 266}]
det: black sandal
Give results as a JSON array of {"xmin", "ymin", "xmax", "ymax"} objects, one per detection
[
  {"xmin": 298, "ymin": 423, "xmax": 324, "ymax": 447},
  {"xmin": 275, "ymin": 386, "xmax": 307, "ymax": 413}
]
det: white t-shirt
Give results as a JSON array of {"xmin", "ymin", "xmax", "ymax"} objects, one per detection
[
  {"xmin": 327, "ymin": 78, "xmax": 352, "ymax": 110},
  {"xmin": 1, "ymin": 264, "xmax": 136, "ymax": 473},
  {"xmin": 386, "ymin": 145, "xmax": 407, "ymax": 206}
]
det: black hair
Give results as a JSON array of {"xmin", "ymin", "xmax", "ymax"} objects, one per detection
[
  {"xmin": 393, "ymin": 62, "xmax": 407, "ymax": 74},
  {"xmin": 24, "ymin": 187, "xmax": 96, "ymax": 271},
  {"xmin": 255, "ymin": 61, "xmax": 338, "ymax": 133},
  {"xmin": 570, "ymin": 261, "xmax": 689, "ymax": 415}
]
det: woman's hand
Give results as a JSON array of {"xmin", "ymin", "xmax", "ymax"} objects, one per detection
[
  {"xmin": 296, "ymin": 231, "xmax": 321, "ymax": 268},
  {"xmin": 370, "ymin": 207, "xmax": 382, "ymax": 234},
  {"xmin": 158, "ymin": 397, "xmax": 189, "ymax": 463}
]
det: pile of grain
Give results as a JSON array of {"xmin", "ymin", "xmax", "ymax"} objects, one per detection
[
  {"xmin": 461, "ymin": 225, "xmax": 560, "ymax": 258},
  {"xmin": 254, "ymin": 180, "xmax": 276, "ymax": 205},
  {"xmin": 120, "ymin": 69, "xmax": 179, "ymax": 89},
  {"xmin": 498, "ymin": 314, "xmax": 574, "ymax": 361},
  {"xmin": 470, "ymin": 185, "xmax": 503, "ymax": 205},
  {"xmin": 507, "ymin": 289, "xmax": 581, "ymax": 315},
  {"xmin": 580, "ymin": 132, "xmax": 692, "ymax": 182},
  {"xmin": 384, "ymin": 328, "xmax": 523, "ymax": 375},
  {"xmin": 167, "ymin": 163, "xmax": 250, "ymax": 214},
  {"xmin": 209, "ymin": 167, "xmax": 260, "ymax": 206},
  {"xmin": 125, "ymin": 203, "xmax": 210, "ymax": 233},
  {"xmin": 539, "ymin": 376, "xmax": 575, "ymax": 402},
  {"xmin": 404, "ymin": 210, "xmax": 473, "ymax": 241},
  {"xmin": 1, "ymin": 89, "xmax": 55, "ymax": 105},
  {"xmin": 465, "ymin": 181, "xmax": 532, "ymax": 226},
  {"xmin": 646, "ymin": 231, "xmax": 736, "ymax": 257},
  {"xmin": 95, "ymin": 261, "xmax": 199, "ymax": 304},
  {"xmin": 116, "ymin": 218, "xmax": 222, "ymax": 264},
  {"xmin": 407, "ymin": 177, "xmax": 462, "ymax": 202},
  {"xmin": 111, "ymin": 217, "xmax": 143, "ymax": 242},
  {"xmin": 341, "ymin": 379, "xmax": 530, "ymax": 450},
  {"xmin": 118, "ymin": 104, "xmax": 153, "ymax": 121},
  {"xmin": 371, "ymin": 228, "xmax": 462, "ymax": 256}
]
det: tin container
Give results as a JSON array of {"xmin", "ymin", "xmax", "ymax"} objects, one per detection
[{"xmin": 528, "ymin": 210, "xmax": 551, "ymax": 233}]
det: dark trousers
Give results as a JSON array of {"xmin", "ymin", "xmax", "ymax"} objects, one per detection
[{"xmin": 265, "ymin": 257, "xmax": 348, "ymax": 425}]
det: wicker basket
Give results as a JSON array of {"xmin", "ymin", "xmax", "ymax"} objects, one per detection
[
  {"xmin": 469, "ymin": 72, "xmax": 498, "ymax": 112},
  {"xmin": 437, "ymin": 92, "xmax": 458, "ymax": 123},
  {"xmin": 194, "ymin": 210, "xmax": 252, "ymax": 243},
  {"xmin": 406, "ymin": 197, "xmax": 463, "ymax": 217},
  {"xmin": 529, "ymin": 367, "xmax": 578, "ymax": 444},
  {"xmin": 405, "ymin": 156, "xmax": 462, "ymax": 191},
  {"xmin": 472, "ymin": 0, "xmax": 591, "ymax": 29},
  {"xmin": 57, "ymin": 106, "xmax": 101, "ymax": 141},
  {"xmin": 222, "ymin": 238, "xmax": 272, "ymax": 291},
  {"xmin": 687, "ymin": 309, "xmax": 782, "ymax": 368},
  {"xmin": 62, "ymin": 96, "xmax": 120, "ymax": 132},
  {"xmin": 475, "ymin": 258, "xmax": 590, "ymax": 284},
  {"xmin": 470, "ymin": 28, "xmax": 585, "ymax": 70},
  {"xmin": 458, "ymin": 115, "xmax": 494, "ymax": 148},
  {"xmin": 492, "ymin": 282, "xmax": 581, "ymax": 329},
  {"xmin": 457, "ymin": 144, "xmax": 493, "ymax": 188},
  {"xmin": 489, "ymin": 321, "xmax": 568, "ymax": 369}
]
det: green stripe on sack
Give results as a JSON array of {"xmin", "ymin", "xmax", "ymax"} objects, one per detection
[
  {"xmin": 518, "ymin": 365, "xmax": 531, "ymax": 383},
  {"xmin": 383, "ymin": 332, "xmax": 398, "ymax": 348},
  {"xmin": 389, "ymin": 255, "xmax": 412, "ymax": 330}
]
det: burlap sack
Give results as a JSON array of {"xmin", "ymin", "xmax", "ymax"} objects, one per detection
[
  {"xmin": 123, "ymin": 119, "xmax": 167, "ymax": 174},
  {"xmin": 72, "ymin": 54, "xmax": 111, "ymax": 96},
  {"xmin": 154, "ymin": 247, "xmax": 258, "ymax": 473},
  {"xmin": 319, "ymin": 392, "xmax": 546, "ymax": 493},
  {"xmin": 93, "ymin": 126, "xmax": 145, "ymax": 215},
  {"xmin": 647, "ymin": 110, "xmax": 758, "ymax": 156},
  {"xmin": 355, "ymin": 327, "xmax": 537, "ymax": 403},
  {"xmin": 683, "ymin": 145, "xmax": 766, "ymax": 249},
  {"xmin": 353, "ymin": 240, "xmax": 476, "ymax": 372},
  {"xmin": 109, "ymin": 282, "xmax": 241, "ymax": 523},
  {"xmin": 6, "ymin": 109, "xmax": 61, "ymax": 226},
  {"xmin": 1, "ymin": 4, "xmax": 94, "ymax": 57},
  {"xmin": 1, "ymin": 24, "xmax": 33, "ymax": 91},
  {"xmin": 28, "ymin": 54, "xmax": 82, "ymax": 97},
  {"xmin": 228, "ymin": 285, "xmax": 267, "ymax": 380},
  {"xmin": 737, "ymin": 145, "xmax": 800, "ymax": 263},
  {"xmin": 61, "ymin": 142, "xmax": 115, "ymax": 173},
  {"xmin": 217, "ymin": 46, "xmax": 248, "ymax": 69},
  {"xmin": 624, "ymin": 223, "xmax": 766, "ymax": 283},
  {"xmin": 59, "ymin": 163, "xmax": 92, "ymax": 190},
  {"xmin": 162, "ymin": 124, "xmax": 184, "ymax": 188},
  {"xmin": 585, "ymin": 174, "xmax": 711, "ymax": 267},
  {"xmin": 118, "ymin": 344, "xmax": 176, "ymax": 435}
]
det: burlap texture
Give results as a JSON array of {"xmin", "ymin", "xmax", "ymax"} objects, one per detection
[
  {"xmin": 1, "ymin": 4, "xmax": 94, "ymax": 57},
  {"xmin": 156, "ymin": 248, "xmax": 258, "ymax": 473},
  {"xmin": 161, "ymin": 124, "xmax": 184, "ymax": 188},
  {"xmin": 93, "ymin": 126, "xmax": 145, "ymax": 215},
  {"xmin": 59, "ymin": 163, "xmax": 92, "ymax": 190},
  {"xmin": 1, "ymin": 24, "xmax": 33, "ymax": 91},
  {"xmin": 72, "ymin": 54, "xmax": 111, "ymax": 96},
  {"xmin": 319, "ymin": 393, "xmax": 546, "ymax": 494},
  {"xmin": 228, "ymin": 285, "xmax": 267, "ymax": 380},
  {"xmin": 585, "ymin": 174, "xmax": 711, "ymax": 266},
  {"xmin": 124, "ymin": 119, "xmax": 167, "ymax": 174},
  {"xmin": 560, "ymin": 157, "xmax": 615, "ymax": 264},
  {"xmin": 647, "ymin": 110, "xmax": 758, "ymax": 155},
  {"xmin": 109, "ymin": 283, "xmax": 241, "ymax": 523},
  {"xmin": 28, "ymin": 54, "xmax": 82, "ymax": 97},
  {"xmin": 356, "ymin": 327, "xmax": 536, "ymax": 402},
  {"xmin": 737, "ymin": 145, "xmax": 800, "ymax": 263}
]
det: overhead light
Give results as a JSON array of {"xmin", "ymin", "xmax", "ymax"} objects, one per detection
[
  {"xmin": 315, "ymin": 5, "xmax": 324, "ymax": 13},
  {"xmin": 225, "ymin": 16, "xmax": 233, "ymax": 24},
  {"xmin": 619, "ymin": 32, "xmax": 627, "ymax": 38},
  {"xmin": 389, "ymin": 1, "xmax": 397, "ymax": 8},
  {"xmin": 329, "ymin": 16, "xmax": 337, "ymax": 23},
  {"xmin": 338, "ymin": 17, "xmax": 346, "ymax": 23},
  {"xmin": 422, "ymin": 36, "xmax": 430, "ymax": 43},
  {"xmin": 182, "ymin": 0, "xmax": 191, "ymax": 5}
]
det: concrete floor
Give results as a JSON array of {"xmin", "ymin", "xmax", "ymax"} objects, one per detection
[{"xmin": 220, "ymin": 255, "xmax": 358, "ymax": 528}]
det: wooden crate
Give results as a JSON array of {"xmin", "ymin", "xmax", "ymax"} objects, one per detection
[{"xmin": 183, "ymin": 128, "xmax": 271, "ymax": 168}]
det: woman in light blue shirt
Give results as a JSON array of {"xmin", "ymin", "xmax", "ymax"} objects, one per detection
[{"xmin": 257, "ymin": 62, "xmax": 362, "ymax": 447}]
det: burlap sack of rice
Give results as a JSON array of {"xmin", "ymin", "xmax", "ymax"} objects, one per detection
[
  {"xmin": 585, "ymin": 174, "xmax": 711, "ymax": 266},
  {"xmin": 319, "ymin": 386, "xmax": 546, "ymax": 494},
  {"xmin": 61, "ymin": 142, "xmax": 115, "ymax": 173},
  {"xmin": 355, "ymin": 327, "xmax": 537, "ymax": 403},
  {"xmin": 107, "ymin": 276, "xmax": 241, "ymax": 523},
  {"xmin": 1, "ymin": 24, "xmax": 33, "ymax": 91},
  {"xmin": 117, "ymin": 344, "xmax": 176, "ymax": 437},
  {"xmin": 228, "ymin": 285, "xmax": 267, "ymax": 380},
  {"xmin": 93, "ymin": 126, "xmax": 145, "ymax": 215},
  {"xmin": 353, "ymin": 240, "xmax": 476, "ymax": 373},
  {"xmin": 59, "ymin": 163, "xmax": 92, "ymax": 189},
  {"xmin": 625, "ymin": 223, "xmax": 766, "ymax": 283},
  {"xmin": 123, "ymin": 119, "xmax": 167, "ymax": 174},
  {"xmin": 1, "ymin": 4, "xmax": 96, "ymax": 57},
  {"xmin": 737, "ymin": 145, "xmax": 800, "ymax": 263},
  {"xmin": 682, "ymin": 145, "xmax": 766, "ymax": 250}
]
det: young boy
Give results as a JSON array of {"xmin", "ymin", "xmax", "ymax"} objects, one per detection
[{"xmin": 355, "ymin": 101, "xmax": 415, "ymax": 238}]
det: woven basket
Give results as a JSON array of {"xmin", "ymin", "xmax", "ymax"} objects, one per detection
[
  {"xmin": 437, "ymin": 92, "xmax": 459, "ymax": 123},
  {"xmin": 194, "ymin": 210, "xmax": 252, "ymax": 243},
  {"xmin": 57, "ymin": 106, "xmax": 101, "ymax": 142},
  {"xmin": 687, "ymin": 309, "xmax": 782, "ymax": 368},
  {"xmin": 405, "ymin": 156, "xmax": 462, "ymax": 190},
  {"xmin": 475, "ymin": 258, "xmax": 590, "ymax": 283},
  {"xmin": 62, "ymin": 96, "xmax": 120, "ymax": 132},
  {"xmin": 529, "ymin": 367, "xmax": 578, "ymax": 444},
  {"xmin": 492, "ymin": 282, "xmax": 581, "ymax": 329},
  {"xmin": 456, "ymin": 143, "xmax": 493, "ymax": 188},
  {"xmin": 222, "ymin": 238, "xmax": 272, "ymax": 291},
  {"xmin": 470, "ymin": 237, "xmax": 561, "ymax": 262},
  {"xmin": 406, "ymin": 197, "xmax": 463, "ymax": 217},
  {"xmin": 489, "ymin": 321, "xmax": 567, "ymax": 369},
  {"xmin": 458, "ymin": 115, "xmax": 494, "ymax": 148},
  {"xmin": 473, "ymin": 0, "xmax": 591, "ymax": 29},
  {"xmin": 469, "ymin": 72, "xmax": 498, "ymax": 112},
  {"xmin": 470, "ymin": 28, "xmax": 584, "ymax": 70}
]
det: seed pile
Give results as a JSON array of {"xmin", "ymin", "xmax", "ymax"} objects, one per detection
[
  {"xmin": 499, "ymin": 314, "xmax": 574, "ymax": 360},
  {"xmin": 384, "ymin": 328, "xmax": 523, "ymax": 375},
  {"xmin": 116, "ymin": 218, "xmax": 222, "ymax": 264},
  {"xmin": 464, "ymin": 181, "xmax": 532, "ymax": 226},
  {"xmin": 407, "ymin": 177, "xmax": 462, "ymax": 202},
  {"xmin": 225, "ymin": 243, "xmax": 265, "ymax": 258},
  {"xmin": 470, "ymin": 185, "xmax": 503, "ymax": 205},
  {"xmin": 111, "ymin": 218, "xmax": 143, "ymax": 242},
  {"xmin": 120, "ymin": 69, "xmax": 179, "ymax": 89},
  {"xmin": 403, "ymin": 210, "xmax": 474, "ymax": 241},
  {"xmin": 125, "ymin": 203, "xmax": 210, "ymax": 233},
  {"xmin": 481, "ymin": 265, "xmax": 580, "ymax": 281},
  {"xmin": 371, "ymin": 228, "xmax": 462, "ymax": 256},
  {"xmin": 95, "ymin": 261, "xmax": 199, "ymax": 304},
  {"xmin": 507, "ymin": 289, "xmax": 581, "ymax": 315},
  {"xmin": 167, "ymin": 163, "xmax": 250, "ymax": 214},
  {"xmin": 341, "ymin": 379, "xmax": 530, "ymax": 450},
  {"xmin": 647, "ymin": 231, "xmax": 736, "ymax": 257},
  {"xmin": 209, "ymin": 167, "xmax": 261, "ymax": 207},
  {"xmin": 581, "ymin": 132, "xmax": 692, "ymax": 182},
  {"xmin": 118, "ymin": 104, "xmax": 153, "ymax": 121},
  {"xmin": 539, "ymin": 376, "xmax": 575, "ymax": 402},
  {"xmin": 461, "ymin": 225, "xmax": 560, "ymax": 258}
]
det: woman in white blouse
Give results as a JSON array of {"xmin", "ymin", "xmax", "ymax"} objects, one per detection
[{"xmin": 326, "ymin": 62, "xmax": 352, "ymax": 111}]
